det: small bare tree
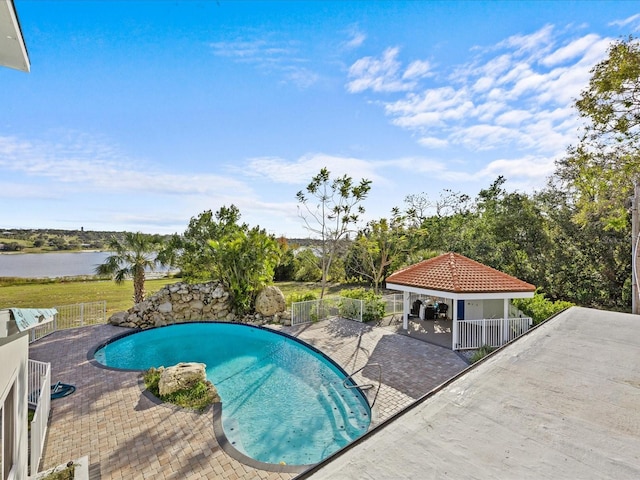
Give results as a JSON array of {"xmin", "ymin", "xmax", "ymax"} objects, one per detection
[{"xmin": 296, "ymin": 167, "xmax": 372, "ymax": 298}]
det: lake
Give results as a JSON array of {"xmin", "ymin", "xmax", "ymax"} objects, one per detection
[{"xmin": 0, "ymin": 251, "xmax": 172, "ymax": 278}]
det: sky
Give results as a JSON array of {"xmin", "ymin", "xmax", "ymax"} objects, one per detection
[{"xmin": 2, "ymin": 1, "xmax": 640, "ymax": 238}]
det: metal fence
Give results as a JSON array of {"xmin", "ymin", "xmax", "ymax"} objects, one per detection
[
  {"xmin": 29, "ymin": 301, "xmax": 107, "ymax": 343},
  {"xmin": 28, "ymin": 359, "xmax": 51, "ymax": 476},
  {"xmin": 382, "ymin": 293, "xmax": 403, "ymax": 316},
  {"xmin": 456, "ymin": 316, "xmax": 533, "ymax": 350},
  {"xmin": 291, "ymin": 297, "xmax": 341, "ymax": 326}
]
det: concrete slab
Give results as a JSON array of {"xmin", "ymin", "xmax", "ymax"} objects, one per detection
[{"xmin": 301, "ymin": 307, "xmax": 640, "ymax": 479}]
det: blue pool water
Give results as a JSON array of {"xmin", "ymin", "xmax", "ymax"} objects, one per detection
[{"xmin": 93, "ymin": 322, "xmax": 371, "ymax": 466}]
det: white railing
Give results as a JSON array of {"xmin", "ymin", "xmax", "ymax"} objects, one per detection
[
  {"xmin": 382, "ymin": 293, "xmax": 403, "ymax": 316},
  {"xmin": 293, "ymin": 296, "xmax": 370, "ymax": 325},
  {"xmin": 337, "ymin": 297, "xmax": 363, "ymax": 322},
  {"xmin": 456, "ymin": 317, "xmax": 532, "ymax": 350},
  {"xmin": 28, "ymin": 359, "xmax": 51, "ymax": 476},
  {"xmin": 29, "ymin": 301, "xmax": 107, "ymax": 343},
  {"xmin": 291, "ymin": 297, "xmax": 340, "ymax": 326}
]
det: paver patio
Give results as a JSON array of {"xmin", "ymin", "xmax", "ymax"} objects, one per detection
[{"xmin": 29, "ymin": 318, "xmax": 468, "ymax": 479}]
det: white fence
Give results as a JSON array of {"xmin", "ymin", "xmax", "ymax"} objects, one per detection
[
  {"xmin": 383, "ymin": 293, "xmax": 403, "ymax": 316},
  {"xmin": 29, "ymin": 301, "xmax": 107, "ymax": 343},
  {"xmin": 291, "ymin": 297, "xmax": 341, "ymax": 326},
  {"xmin": 293, "ymin": 296, "xmax": 373, "ymax": 326},
  {"xmin": 456, "ymin": 317, "xmax": 533, "ymax": 350},
  {"xmin": 28, "ymin": 359, "xmax": 51, "ymax": 476}
]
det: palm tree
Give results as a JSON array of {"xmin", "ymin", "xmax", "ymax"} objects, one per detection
[{"xmin": 95, "ymin": 232, "xmax": 165, "ymax": 303}]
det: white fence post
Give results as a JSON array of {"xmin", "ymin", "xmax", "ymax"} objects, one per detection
[
  {"xmin": 28, "ymin": 359, "xmax": 51, "ymax": 476},
  {"xmin": 456, "ymin": 317, "xmax": 532, "ymax": 350}
]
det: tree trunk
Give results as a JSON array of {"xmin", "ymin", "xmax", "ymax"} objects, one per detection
[{"xmin": 134, "ymin": 268, "xmax": 146, "ymax": 304}]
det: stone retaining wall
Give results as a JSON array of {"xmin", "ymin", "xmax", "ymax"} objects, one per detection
[{"xmin": 109, "ymin": 281, "xmax": 290, "ymax": 329}]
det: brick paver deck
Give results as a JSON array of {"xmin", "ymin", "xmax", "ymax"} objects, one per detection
[{"xmin": 29, "ymin": 319, "xmax": 468, "ymax": 479}]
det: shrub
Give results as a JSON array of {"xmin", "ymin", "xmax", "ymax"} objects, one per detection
[
  {"xmin": 287, "ymin": 291, "xmax": 317, "ymax": 305},
  {"xmin": 513, "ymin": 291, "xmax": 573, "ymax": 325},
  {"xmin": 143, "ymin": 368, "xmax": 217, "ymax": 413},
  {"xmin": 470, "ymin": 344, "xmax": 496, "ymax": 363},
  {"xmin": 339, "ymin": 287, "xmax": 386, "ymax": 322}
]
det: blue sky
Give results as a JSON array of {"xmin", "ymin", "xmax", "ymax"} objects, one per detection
[{"xmin": 2, "ymin": 1, "xmax": 640, "ymax": 238}]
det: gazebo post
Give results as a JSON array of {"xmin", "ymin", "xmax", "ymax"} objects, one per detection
[
  {"xmin": 403, "ymin": 291, "xmax": 409, "ymax": 329},
  {"xmin": 503, "ymin": 298, "xmax": 509, "ymax": 344},
  {"xmin": 452, "ymin": 299, "xmax": 458, "ymax": 350}
]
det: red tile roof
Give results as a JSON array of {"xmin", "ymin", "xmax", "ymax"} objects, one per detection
[{"xmin": 386, "ymin": 252, "xmax": 536, "ymax": 294}]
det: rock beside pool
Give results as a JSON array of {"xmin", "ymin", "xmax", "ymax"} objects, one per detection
[
  {"xmin": 108, "ymin": 281, "xmax": 234, "ymax": 329},
  {"xmin": 158, "ymin": 362, "xmax": 212, "ymax": 398},
  {"xmin": 255, "ymin": 286, "xmax": 286, "ymax": 316}
]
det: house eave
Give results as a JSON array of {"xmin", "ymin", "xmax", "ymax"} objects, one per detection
[{"xmin": 0, "ymin": 0, "xmax": 30, "ymax": 72}]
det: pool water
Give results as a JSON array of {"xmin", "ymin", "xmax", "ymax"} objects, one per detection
[{"xmin": 93, "ymin": 322, "xmax": 371, "ymax": 466}]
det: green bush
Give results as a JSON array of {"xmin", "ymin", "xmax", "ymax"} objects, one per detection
[
  {"xmin": 513, "ymin": 290, "xmax": 573, "ymax": 325},
  {"xmin": 339, "ymin": 287, "xmax": 386, "ymax": 322},
  {"xmin": 143, "ymin": 367, "xmax": 217, "ymax": 413},
  {"xmin": 287, "ymin": 291, "xmax": 317, "ymax": 305},
  {"xmin": 470, "ymin": 344, "xmax": 496, "ymax": 363}
]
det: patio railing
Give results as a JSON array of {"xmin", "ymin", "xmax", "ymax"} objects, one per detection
[
  {"xmin": 291, "ymin": 297, "xmax": 342, "ymax": 326},
  {"xmin": 29, "ymin": 301, "xmax": 107, "ymax": 343},
  {"xmin": 28, "ymin": 359, "xmax": 51, "ymax": 476},
  {"xmin": 456, "ymin": 316, "xmax": 533, "ymax": 350},
  {"xmin": 382, "ymin": 293, "xmax": 403, "ymax": 316}
]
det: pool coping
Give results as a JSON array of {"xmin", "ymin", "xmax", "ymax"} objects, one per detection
[{"xmin": 86, "ymin": 320, "xmax": 372, "ymax": 474}]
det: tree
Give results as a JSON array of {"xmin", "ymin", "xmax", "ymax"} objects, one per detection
[
  {"xmin": 168, "ymin": 206, "xmax": 242, "ymax": 282},
  {"xmin": 296, "ymin": 167, "xmax": 372, "ymax": 298},
  {"xmin": 349, "ymin": 209, "xmax": 408, "ymax": 292},
  {"xmin": 168, "ymin": 206, "xmax": 281, "ymax": 315},
  {"xmin": 208, "ymin": 225, "xmax": 280, "ymax": 315},
  {"xmin": 556, "ymin": 36, "xmax": 640, "ymax": 230},
  {"xmin": 95, "ymin": 232, "xmax": 165, "ymax": 303}
]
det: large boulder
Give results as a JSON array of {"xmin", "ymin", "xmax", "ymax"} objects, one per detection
[
  {"xmin": 158, "ymin": 362, "xmax": 206, "ymax": 397},
  {"xmin": 255, "ymin": 286, "xmax": 286, "ymax": 316},
  {"xmin": 108, "ymin": 311, "xmax": 128, "ymax": 326}
]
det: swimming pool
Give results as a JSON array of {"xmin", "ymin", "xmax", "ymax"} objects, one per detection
[{"xmin": 93, "ymin": 322, "xmax": 371, "ymax": 467}]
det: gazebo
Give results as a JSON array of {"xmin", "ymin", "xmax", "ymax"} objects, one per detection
[{"xmin": 385, "ymin": 252, "xmax": 536, "ymax": 350}]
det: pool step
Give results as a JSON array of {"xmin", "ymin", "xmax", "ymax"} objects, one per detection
[{"xmin": 320, "ymin": 381, "xmax": 370, "ymax": 441}]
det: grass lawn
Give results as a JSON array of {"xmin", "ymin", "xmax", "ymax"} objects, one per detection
[
  {"xmin": 0, "ymin": 278, "xmax": 172, "ymax": 318},
  {"xmin": 0, "ymin": 278, "xmax": 358, "ymax": 319}
]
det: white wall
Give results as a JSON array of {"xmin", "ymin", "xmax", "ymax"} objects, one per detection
[{"xmin": 0, "ymin": 310, "xmax": 29, "ymax": 480}]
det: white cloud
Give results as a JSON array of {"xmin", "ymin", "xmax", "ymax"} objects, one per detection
[
  {"xmin": 497, "ymin": 24, "xmax": 555, "ymax": 58},
  {"xmin": 418, "ymin": 137, "xmax": 449, "ymax": 149},
  {"xmin": 346, "ymin": 47, "xmax": 432, "ymax": 93},
  {"xmin": 478, "ymin": 155, "xmax": 556, "ymax": 180},
  {"xmin": 609, "ymin": 14, "xmax": 640, "ymax": 28},
  {"xmin": 209, "ymin": 37, "xmax": 319, "ymax": 88},
  {"xmin": 542, "ymin": 33, "xmax": 602, "ymax": 66},
  {"xmin": 0, "ymin": 134, "xmax": 252, "ymax": 198},
  {"xmin": 343, "ymin": 27, "xmax": 366, "ymax": 49},
  {"xmin": 403, "ymin": 60, "xmax": 432, "ymax": 79},
  {"xmin": 245, "ymin": 153, "xmax": 386, "ymax": 185},
  {"xmin": 348, "ymin": 24, "xmax": 615, "ymax": 162}
]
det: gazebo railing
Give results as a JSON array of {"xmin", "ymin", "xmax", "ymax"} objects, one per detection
[{"xmin": 456, "ymin": 316, "xmax": 532, "ymax": 350}]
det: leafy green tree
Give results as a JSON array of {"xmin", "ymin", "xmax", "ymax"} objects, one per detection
[
  {"xmin": 168, "ymin": 206, "xmax": 280, "ymax": 315},
  {"xmin": 294, "ymin": 248, "xmax": 322, "ymax": 282},
  {"xmin": 273, "ymin": 237, "xmax": 297, "ymax": 281},
  {"xmin": 349, "ymin": 209, "xmax": 408, "ymax": 292},
  {"xmin": 168, "ymin": 206, "xmax": 242, "ymax": 282},
  {"xmin": 208, "ymin": 226, "xmax": 280, "ymax": 315},
  {"xmin": 95, "ymin": 232, "xmax": 166, "ymax": 303},
  {"xmin": 296, "ymin": 167, "xmax": 372, "ymax": 297},
  {"xmin": 556, "ymin": 36, "xmax": 640, "ymax": 230}
]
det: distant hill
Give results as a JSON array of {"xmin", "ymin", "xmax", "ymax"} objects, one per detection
[{"xmin": 0, "ymin": 228, "xmax": 319, "ymax": 253}]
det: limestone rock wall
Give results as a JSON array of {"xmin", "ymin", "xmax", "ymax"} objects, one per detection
[{"xmin": 109, "ymin": 281, "xmax": 291, "ymax": 329}]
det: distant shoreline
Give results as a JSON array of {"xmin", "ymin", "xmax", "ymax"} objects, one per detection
[{"xmin": 0, "ymin": 249, "xmax": 105, "ymax": 255}]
